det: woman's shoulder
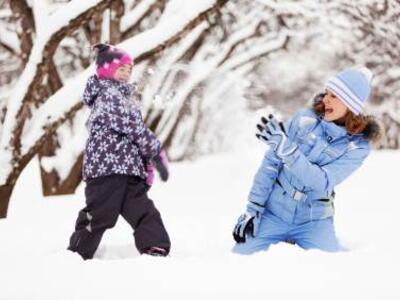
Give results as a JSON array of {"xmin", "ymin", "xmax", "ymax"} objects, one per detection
[
  {"xmin": 347, "ymin": 134, "xmax": 371, "ymax": 153},
  {"xmin": 293, "ymin": 108, "xmax": 319, "ymax": 122},
  {"xmin": 287, "ymin": 108, "xmax": 320, "ymax": 134}
]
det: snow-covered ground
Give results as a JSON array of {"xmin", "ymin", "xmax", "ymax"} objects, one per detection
[{"xmin": 1, "ymin": 143, "xmax": 399, "ymax": 299}]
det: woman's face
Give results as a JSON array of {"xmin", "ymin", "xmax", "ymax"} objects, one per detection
[
  {"xmin": 114, "ymin": 64, "xmax": 132, "ymax": 82},
  {"xmin": 322, "ymin": 91, "xmax": 349, "ymax": 122}
]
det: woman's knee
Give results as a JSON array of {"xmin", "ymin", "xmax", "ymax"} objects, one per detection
[
  {"xmin": 232, "ymin": 238, "xmax": 271, "ymax": 255},
  {"xmin": 295, "ymin": 233, "xmax": 342, "ymax": 252}
]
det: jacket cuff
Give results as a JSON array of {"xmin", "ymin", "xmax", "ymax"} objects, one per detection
[
  {"xmin": 247, "ymin": 201, "xmax": 265, "ymax": 214},
  {"xmin": 281, "ymin": 147, "xmax": 301, "ymax": 167}
]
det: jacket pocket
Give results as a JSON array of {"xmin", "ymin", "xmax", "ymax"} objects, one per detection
[
  {"xmin": 317, "ymin": 145, "xmax": 346, "ymax": 165},
  {"xmin": 310, "ymin": 199, "xmax": 335, "ymax": 220}
]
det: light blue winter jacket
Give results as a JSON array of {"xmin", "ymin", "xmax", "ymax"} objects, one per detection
[{"xmin": 248, "ymin": 108, "xmax": 371, "ymax": 224}]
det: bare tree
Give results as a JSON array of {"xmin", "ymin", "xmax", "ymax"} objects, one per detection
[
  {"xmin": 0, "ymin": 0, "xmax": 228, "ymax": 218},
  {"xmin": 147, "ymin": 0, "xmax": 323, "ymax": 159},
  {"xmin": 38, "ymin": 1, "xmax": 124, "ymax": 196}
]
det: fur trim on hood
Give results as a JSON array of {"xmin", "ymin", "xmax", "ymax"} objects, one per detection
[{"xmin": 363, "ymin": 115, "xmax": 383, "ymax": 144}]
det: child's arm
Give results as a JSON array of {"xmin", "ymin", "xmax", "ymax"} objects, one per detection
[
  {"xmin": 82, "ymin": 75, "xmax": 101, "ymax": 107},
  {"xmin": 93, "ymin": 91, "xmax": 161, "ymax": 159}
]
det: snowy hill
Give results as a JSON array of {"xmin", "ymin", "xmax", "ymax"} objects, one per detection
[{"xmin": 1, "ymin": 145, "xmax": 399, "ymax": 300}]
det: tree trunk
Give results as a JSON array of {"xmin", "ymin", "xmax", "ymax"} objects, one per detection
[
  {"xmin": 0, "ymin": 185, "xmax": 13, "ymax": 218},
  {"xmin": 40, "ymin": 154, "xmax": 83, "ymax": 196},
  {"xmin": 109, "ymin": 0, "xmax": 124, "ymax": 44},
  {"xmin": 0, "ymin": 150, "xmax": 36, "ymax": 218},
  {"xmin": 9, "ymin": 0, "xmax": 35, "ymax": 64},
  {"xmin": 37, "ymin": 132, "xmax": 61, "ymax": 196}
]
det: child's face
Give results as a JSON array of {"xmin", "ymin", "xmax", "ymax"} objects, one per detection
[
  {"xmin": 114, "ymin": 64, "xmax": 132, "ymax": 82},
  {"xmin": 323, "ymin": 90, "xmax": 349, "ymax": 122}
]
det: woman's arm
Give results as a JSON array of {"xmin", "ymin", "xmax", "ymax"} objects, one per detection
[
  {"xmin": 247, "ymin": 110, "xmax": 307, "ymax": 208},
  {"xmin": 257, "ymin": 109, "xmax": 370, "ymax": 193},
  {"xmin": 281, "ymin": 145, "xmax": 370, "ymax": 192},
  {"xmin": 247, "ymin": 148, "xmax": 282, "ymax": 209},
  {"xmin": 282, "ymin": 110, "xmax": 370, "ymax": 192}
]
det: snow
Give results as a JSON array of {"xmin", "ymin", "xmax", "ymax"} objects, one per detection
[
  {"xmin": 31, "ymin": 0, "xmax": 49, "ymax": 36},
  {"xmin": 142, "ymin": 21, "xmax": 208, "ymax": 119},
  {"xmin": 1, "ymin": 142, "xmax": 399, "ymax": 299},
  {"xmin": 387, "ymin": 67, "xmax": 400, "ymax": 78},
  {"xmin": 20, "ymin": 67, "xmax": 94, "ymax": 157},
  {"xmin": 218, "ymin": 32, "xmax": 289, "ymax": 73},
  {"xmin": 0, "ymin": 26, "xmax": 20, "ymax": 53},
  {"xmin": 256, "ymin": 0, "xmax": 320, "ymax": 18}
]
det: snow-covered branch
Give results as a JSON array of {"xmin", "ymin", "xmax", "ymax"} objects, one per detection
[
  {"xmin": 0, "ymin": 0, "xmax": 126, "ymax": 217},
  {"xmin": 1, "ymin": 0, "xmax": 109, "ymax": 153},
  {"xmin": 20, "ymin": 0, "xmax": 227, "ymax": 156},
  {"xmin": 121, "ymin": 0, "xmax": 161, "ymax": 33},
  {"xmin": 219, "ymin": 32, "xmax": 290, "ymax": 73}
]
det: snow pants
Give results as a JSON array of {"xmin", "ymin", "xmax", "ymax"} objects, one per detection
[
  {"xmin": 68, "ymin": 174, "xmax": 171, "ymax": 259},
  {"xmin": 233, "ymin": 210, "xmax": 342, "ymax": 254}
]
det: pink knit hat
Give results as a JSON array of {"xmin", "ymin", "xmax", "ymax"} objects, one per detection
[{"xmin": 93, "ymin": 43, "xmax": 133, "ymax": 80}]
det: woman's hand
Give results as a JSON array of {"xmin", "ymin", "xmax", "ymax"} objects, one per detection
[
  {"xmin": 233, "ymin": 202, "xmax": 264, "ymax": 243},
  {"xmin": 256, "ymin": 114, "xmax": 298, "ymax": 159}
]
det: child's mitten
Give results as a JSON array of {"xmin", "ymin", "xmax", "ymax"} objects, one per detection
[
  {"xmin": 146, "ymin": 163, "xmax": 155, "ymax": 186},
  {"xmin": 152, "ymin": 150, "xmax": 169, "ymax": 182}
]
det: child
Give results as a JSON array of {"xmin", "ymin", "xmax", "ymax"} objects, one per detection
[
  {"xmin": 233, "ymin": 67, "xmax": 382, "ymax": 254},
  {"xmin": 68, "ymin": 43, "xmax": 171, "ymax": 259}
]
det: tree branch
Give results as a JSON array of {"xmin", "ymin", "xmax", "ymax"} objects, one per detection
[{"xmin": 9, "ymin": 0, "xmax": 35, "ymax": 64}]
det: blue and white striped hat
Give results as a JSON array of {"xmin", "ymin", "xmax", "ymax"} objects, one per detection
[{"xmin": 325, "ymin": 67, "xmax": 373, "ymax": 115}]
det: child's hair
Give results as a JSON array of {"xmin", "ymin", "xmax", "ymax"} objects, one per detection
[{"xmin": 312, "ymin": 93, "xmax": 368, "ymax": 135}]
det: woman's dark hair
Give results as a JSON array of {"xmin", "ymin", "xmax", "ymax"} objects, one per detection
[{"xmin": 313, "ymin": 93, "xmax": 368, "ymax": 135}]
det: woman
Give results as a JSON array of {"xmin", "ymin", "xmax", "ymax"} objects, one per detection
[{"xmin": 232, "ymin": 67, "xmax": 382, "ymax": 254}]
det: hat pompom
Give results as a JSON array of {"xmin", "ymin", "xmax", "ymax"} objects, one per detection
[
  {"xmin": 92, "ymin": 43, "xmax": 110, "ymax": 53},
  {"xmin": 358, "ymin": 67, "xmax": 373, "ymax": 83}
]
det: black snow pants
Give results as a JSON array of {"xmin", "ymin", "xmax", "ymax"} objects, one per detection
[{"xmin": 68, "ymin": 174, "xmax": 171, "ymax": 259}]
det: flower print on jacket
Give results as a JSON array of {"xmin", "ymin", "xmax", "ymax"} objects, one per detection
[{"xmin": 82, "ymin": 75, "xmax": 160, "ymax": 181}]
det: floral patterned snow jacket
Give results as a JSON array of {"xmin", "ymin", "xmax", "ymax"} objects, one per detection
[{"xmin": 82, "ymin": 75, "xmax": 160, "ymax": 181}]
